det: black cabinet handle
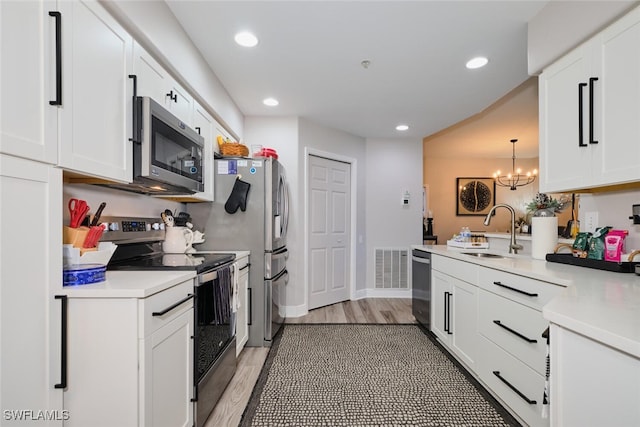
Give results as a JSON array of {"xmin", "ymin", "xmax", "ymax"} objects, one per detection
[
  {"xmin": 444, "ymin": 291, "xmax": 453, "ymax": 334},
  {"xmin": 443, "ymin": 291, "xmax": 449, "ymax": 333},
  {"xmin": 195, "ymin": 126, "xmax": 201, "ymax": 135},
  {"xmin": 578, "ymin": 82, "xmax": 588, "ymax": 147},
  {"xmin": 247, "ymin": 288, "xmax": 252, "ymax": 325},
  {"xmin": 239, "ymin": 262, "xmax": 251, "ymax": 271},
  {"xmin": 128, "ymin": 74, "xmax": 139, "ymax": 144},
  {"xmin": 49, "ymin": 11, "xmax": 62, "ymax": 106},
  {"xmin": 166, "ymin": 90, "xmax": 178, "ymax": 103},
  {"xmin": 493, "ymin": 320, "xmax": 537, "ymax": 343},
  {"xmin": 493, "ymin": 371, "xmax": 537, "ymax": 405},
  {"xmin": 493, "ymin": 281, "xmax": 538, "ymax": 297},
  {"xmin": 447, "ymin": 292, "xmax": 453, "ymax": 335},
  {"xmin": 152, "ymin": 294, "xmax": 193, "ymax": 317},
  {"xmin": 54, "ymin": 295, "xmax": 67, "ymax": 389},
  {"xmin": 589, "ymin": 77, "xmax": 599, "ymax": 144}
]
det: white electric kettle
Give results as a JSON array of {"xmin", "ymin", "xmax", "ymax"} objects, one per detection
[{"xmin": 162, "ymin": 226, "xmax": 194, "ymax": 253}]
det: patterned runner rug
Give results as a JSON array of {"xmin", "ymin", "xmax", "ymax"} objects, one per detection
[{"xmin": 240, "ymin": 324, "xmax": 521, "ymax": 426}]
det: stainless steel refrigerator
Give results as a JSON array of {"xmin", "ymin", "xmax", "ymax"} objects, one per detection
[{"xmin": 189, "ymin": 157, "xmax": 289, "ymax": 346}]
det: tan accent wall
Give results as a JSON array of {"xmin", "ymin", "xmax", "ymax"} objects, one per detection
[{"xmin": 423, "ymin": 156, "xmax": 571, "ymax": 243}]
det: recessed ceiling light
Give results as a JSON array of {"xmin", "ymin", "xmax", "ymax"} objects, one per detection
[
  {"xmin": 263, "ymin": 97, "xmax": 279, "ymax": 107},
  {"xmin": 234, "ymin": 31, "xmax": 258, "ymax": 47},
  {"xmin": 396, "ymin": 124, "xmax": 409, "ymax": 131},
  {"xmin": 466, "ymin": 56, "xmax": 488, "ymax": 69}
]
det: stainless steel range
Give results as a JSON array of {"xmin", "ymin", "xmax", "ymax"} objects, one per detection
[{"xmin": 102, "ymin": 216, "xmax": 236, "ymax": 427}]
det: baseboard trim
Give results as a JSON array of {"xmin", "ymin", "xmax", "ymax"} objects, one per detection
[{"xmin": 354, "ymin": 288, "xmax": 412, "ymax": 299}]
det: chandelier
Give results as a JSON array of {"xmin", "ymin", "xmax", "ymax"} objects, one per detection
[{"xmin": 493, "ymin": 139, "xmax": 537, "ymax": 190}]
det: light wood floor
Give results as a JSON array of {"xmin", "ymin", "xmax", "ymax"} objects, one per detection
[{"xmin": 204, "ymin": 298, "xmax": 415, "ymax": 427}]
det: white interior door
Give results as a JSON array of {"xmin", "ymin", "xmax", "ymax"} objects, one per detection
[{"xmin": 308, "ymin": 155, "xmax": 351, "ymax": 310}]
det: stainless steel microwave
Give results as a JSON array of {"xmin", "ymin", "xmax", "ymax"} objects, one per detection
[{"xmin": 103, "ymin": 96, "xmax": 205, "ymax": 195}]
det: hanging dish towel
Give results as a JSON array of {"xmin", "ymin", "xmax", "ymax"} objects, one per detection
[
  {"xmin": 542, "ymin": 326, "xmax": 550, "ymax": 419},
  {"xmin": 224, "ymin": 177, "xmax": 251, "ymax": 214},
  {"xmin": 214, "ymin": 266, "xmax": 232, "ymax": 324}
]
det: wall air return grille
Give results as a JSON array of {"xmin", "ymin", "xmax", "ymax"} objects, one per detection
[{"xmin": 374, "ymin": 248, "xmax": 408, "ymax": 289}]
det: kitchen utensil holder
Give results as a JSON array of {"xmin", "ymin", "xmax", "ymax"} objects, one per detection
[{"xmin": 63, "ymin": 226, "xmax": 90, "ymax": 248}]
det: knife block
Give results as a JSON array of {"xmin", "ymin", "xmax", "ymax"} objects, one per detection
[{"xmin": 63, "ymin": 226, "xmax": 89, "ymax": 248}]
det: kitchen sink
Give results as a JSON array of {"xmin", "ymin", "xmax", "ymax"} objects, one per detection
[{"xmin": 461, "ymin": 252, "xmax": 505, "ymax": 259}]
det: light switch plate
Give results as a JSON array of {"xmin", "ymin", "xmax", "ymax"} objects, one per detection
[{"xmin": 584, "ymin": 211, "xmax": 598, "ymax": 233}]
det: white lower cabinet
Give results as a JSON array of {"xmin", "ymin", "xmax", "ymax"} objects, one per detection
[
  {"xmin": 430, "ymin": 254, "xmax": 566, "ymax": 427},
  {"xmin": 235, "ymin": 254, "xmax": 250, "ymax": 356},
  {"xmin": 0, "ymin": 154, "xmax": 62, "ymax": 426},
  {"xmin": 475, "ymin": 266, "xmax": 563, "ymax": 427},
  {"xmin": 63, "ymin": 280, "xmax": 194, "ymax": 427},
  {"xmin": 476, "ymin": 334, "xmax": 547, "ymax": 427},
  {"xmin": 550, "ymin": 324, "xmax": 640, "ymax": 427},
  {"xmin": 431, "ymin": 256, "xmax": 478, "ymax": 371}
]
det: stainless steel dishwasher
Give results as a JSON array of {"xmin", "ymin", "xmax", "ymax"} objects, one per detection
[{"xmin": 412, "ymin": 249, "xmax": 431, "ymax": 328}]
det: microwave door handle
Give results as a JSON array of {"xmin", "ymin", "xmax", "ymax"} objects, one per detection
[{"xmin": 128, "ymin": 75, "xmax": 140, "ymax": 144}]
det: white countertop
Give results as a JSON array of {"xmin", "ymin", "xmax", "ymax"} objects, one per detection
[
  {"xmin": 62, "ymin": 250, "xmax": 251, "ymax": 299},
  {"xmin": 62, "ymin": 270, "xmax": 196, "ymax": 298},
  {"xmin": 484, "ymin": 231, "xmax": 574, "ymax": 244},
  {"xmin": 414, "ymin": 245, "xmax": 640, "ymax": 358}
]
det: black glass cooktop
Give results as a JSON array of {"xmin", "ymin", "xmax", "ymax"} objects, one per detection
[{"xmin": 108, "ymin": 252, "xmax": 235, "ymax": 274}]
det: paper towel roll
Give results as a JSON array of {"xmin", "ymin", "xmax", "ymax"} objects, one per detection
[{"xmin": 532, "ymin": 216, "xmax": 558, "ymax": 260}]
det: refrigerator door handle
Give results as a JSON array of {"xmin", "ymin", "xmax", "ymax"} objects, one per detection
[{"xmin": 282, "ymin": 178, "xmax": 290, "ymax": 241}]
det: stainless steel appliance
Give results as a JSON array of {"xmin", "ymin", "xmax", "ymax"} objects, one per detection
[
  {"xmin": 102, "ymin": 96, "xmax": 204, "ymax": 195},
  {"xmin": 101, "ymin": 217, "xmax": 236, "ymax": 427},
  {"xmin": 189, "ymin": 157, "xmax": 290, "ymax": 346},
  {"xmin": 412, "ymin": 249, "xmax": 431, "ymax": 328}
]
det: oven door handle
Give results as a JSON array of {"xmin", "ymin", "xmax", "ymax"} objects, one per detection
[{"xmin": 152, "ymin": 294, "xmax": 194, "ymax": 317}]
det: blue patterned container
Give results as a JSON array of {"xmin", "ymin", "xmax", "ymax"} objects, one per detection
[{"xmin": 63, "ymin": 264, "xmax": 106, "ymax": 286}]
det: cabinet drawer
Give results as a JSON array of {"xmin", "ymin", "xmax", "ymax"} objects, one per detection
[
  {"xmin": 477, "ymin": 335, "xmax": 548, "ymax": 427},
  {"xmin": 236, "ymin": 255, "xmax": 250, "ymax": 270},
  {"xmin": 432, "ymin": 254, "xmax": 478, "ymax": 284},
  {"xmin": 139, "ymin": 280, "xmax": 194, "ymax": 337},
  {"xmin": 478, "ymin": 290, "xmax": 548, "ymax": 375},
  {"xmin": 478, "ymin": 267, "xmax": 563, "ymax": 311}
]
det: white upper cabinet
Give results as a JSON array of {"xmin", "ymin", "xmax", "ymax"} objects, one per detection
[
  {"xmin": 133, "ymin": 42, "xmax": 194, "ymax": 126},
  {"xmin": 56, "ymin": 0, "xmax": 133, "ymax": 183},
  {"xmin": 539, "ymin": 6, "xmax": 640, "ymax": 192},
  {"xmin": 0, "ymin": 0, "xmax": 57, "ymax": 164},
  {"xmin": 190, "ymin": 101, "xmax": 215, "ymax": 201}
]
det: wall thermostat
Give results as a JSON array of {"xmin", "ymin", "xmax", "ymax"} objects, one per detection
[{"xmin": 402, "ymin": 190, "xmax": 410, "ymax": 206}]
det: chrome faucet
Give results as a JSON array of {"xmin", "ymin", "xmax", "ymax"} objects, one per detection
[{"xmin": 483, "ymin": 203, "xmax": 523, "ymax": 254}]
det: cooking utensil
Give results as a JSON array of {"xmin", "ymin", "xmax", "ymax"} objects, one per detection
[
  {"xmin": 90, "ymin": 202, "xmax": 107, "ymax": 227},
  {"xmin": 161, "ymin": 210, "xmax": 174, "ymax": 227},
  {"xmin": 82, "ymin": 226, "xmax": 104, "ymax": 248},
  {"xmin": 174, "ymin": 211, "xmax": 191, "ymax": 227},
  {"xmin": 68, "ymin": 198, "xmax": 90, "ymax": 228}
]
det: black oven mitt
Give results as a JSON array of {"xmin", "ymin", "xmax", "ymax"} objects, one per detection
[{"xmin": 224, "ymin": 178, "xmax": 251, "ymax": 214}]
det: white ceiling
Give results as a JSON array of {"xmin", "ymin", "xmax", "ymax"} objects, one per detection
[{"xmin": 165, "ymin": 0, "xmax": 547, "ymax": 156}]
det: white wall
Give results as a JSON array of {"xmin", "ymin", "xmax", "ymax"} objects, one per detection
[
  {"xmin": 298, "ymin": 118, "xmax": 367, "ymax": 295},
  {"xmin": 243, "ymin": 117, "xmax": 303, "ymax": 310},
  {"xmin": 63, "ymin": 184, "xmax": 183, "ymax": 225},
  {"xmin": 578, "ymin": 190, "xmax": 640, "ymax": 252},
  {"xmin": 528, "ymin": 1, "xmax": 638, "ymax": 75},
  {"xmin": 242, "ymin": 117, "xmax": 369, "ymax": 313},
  {"xmin": 365, "ymin": 138, "xmax": 423, "ymax": 295}
]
